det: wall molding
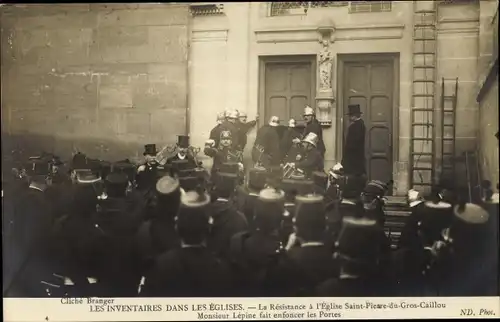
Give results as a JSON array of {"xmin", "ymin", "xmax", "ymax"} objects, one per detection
[
  {"xmin": 191, "ymin": 28, "xmax": 228, "ymax": 42},
  {"xmin": 254, "ymin": 23, "xmax": 405, "ymax": 43},
  {"xmin": 438, "ymin": 17, "xmax": 479, "ymax": 34}
]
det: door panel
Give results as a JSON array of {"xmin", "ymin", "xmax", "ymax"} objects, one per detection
[
  {"xmin": 265, "ymin": 61, "xmax": 312, "ymax": 127},
  {"xmin": 344, "ymin": 61, "xmax": 394, "ymax": 185}
]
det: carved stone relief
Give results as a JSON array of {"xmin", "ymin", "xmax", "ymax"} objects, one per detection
[{"xmin": 315, "ymin": 18, "xmax": 336, "ymax": 127}]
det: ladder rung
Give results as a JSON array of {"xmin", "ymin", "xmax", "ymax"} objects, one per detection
[
  {"xmin": 413, "ymin": 79, "xmax": 435, "ymax": 83},
  {"xmin": 415, "ymin": 10, "xmax": 436, "ymax": 14},
  {"xmin": 413, "ymin": 94, "xmax": 434, "ymax": 98},
  {"xmin": 443, "ymin": 124, "xmax": 454, "ymax": 127},
  {"xmin": 412, "ymin": 138, "xmax": 433, "ymax": 141},
  {"xmin": 413, "ymin": 123, "xmax": 433, "ymax": 126},
  {"xmin": 413, "ymin": 182, "xmax": 433, "ymax": 186},
  {"xmin": 443, "ymin": 95, "xmax": 455, "ymax": 99},
  {"xmin": 412, "ymin": 108, "xmax": 434, "ymax": 112},
  {"xmin": 414, "ymin": 38, "xmax": 436, "ymax": 41},
  {"xmin": 413, "ymin": 167, "xmax": 433, "ymax": 171},
  {"xmin": 412, "ymin": 152, "xmax": 433, "ymax": 156},
  {"xmin": 413, "ymin": 65, "xmax": 435, "ymax": 69},
  {"xmin": 443, "ymin": 109, "xmax": 455, "ymax": 113},
  {"xmin": 414, "ymin": 23, "xmax": 436, "ymax": 28},
  {"xmin": 443, "ymin": 138, "xmax": 454, "ymax": 141},
  {"xmin": 414, "ymin": 52, "xmax": 436, "ymax": 55}
]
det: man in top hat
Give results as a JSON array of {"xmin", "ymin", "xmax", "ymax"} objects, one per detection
[
  {"xmin": 229, "ymin": 187, "xmax": 289, "ymax": 296},
  {"xmin": 252, "ymin": 116, "xmax": 281, "ymax": 169},
  {"xmin": 315, "ymin": 216, "xmax": 390, "ymax": 297},
  {"xmin": 236, "ymin": 110, "xmax": 259, "ymax": 151},
  {"xmin": 4, "ymin": 159, "xmax": 58, "ymax": 297},
  {"xmin": 140, "ymin": 187, "xmax": 233, "ymax": 297},
  {"xmin": 282, "ymin": 193, "xmax": 339, "ymax": 296},
  {"xmin": 166, "ymin": 135, "xmax": 197, "ymax": 169},
  {"xmin": 207, "ymin": 182, "xmax": 248, "ymax": 260},
  {"xmin": 289, "ymin": 132, "xmax": 324, "ymax": 177},
  {"xmin": 280, "ymin": 118, "xmax": 302, "ymax": 162},
  {"xmin": 136, "ymin": 144, "xmax": 159, "ymax": 191},
  {"xmin": 342, "ymin": 104, "xmax": 366, "ymax": 178},
  {"xmin": 301, "ymin": 105, "xmax": 326, "ymax": 156},
  {"xmin": 135, "ymin": 175, "xmax": 182, "ymax": 280}
]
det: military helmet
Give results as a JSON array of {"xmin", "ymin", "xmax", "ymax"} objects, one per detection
[
  {"xmin": 302, "ymin": 132, "xmax": 319, "ymax": 147},
  {"xmin": 303, "ymin": 105, "xmax": 315, "ymax": 116}
]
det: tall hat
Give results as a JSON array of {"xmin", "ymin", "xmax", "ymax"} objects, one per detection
[
  {"xmin": 226, "ymin": 110, "xmax": 239, "ymax": 119},
  {"xmin": 419, "ymin": 192, "xmax": 454, "ymax": 243},
  {"xmin": 75, "ymin": 169, "xmax": 102, "ymax": 184},
  {"xmin": 335, "ymin": 216, "xmax": 384, "ymax": 263},
  {"xmin": 104, "ymin": 172, "xmax": 129, "ymax": 198},
  {"xmin": 269, "ymin": 116, "xmax": 280, "ymax": 127},
  {"xmin": 214, "ymin": 170, "xmax": 239, "ymax": 199},
  {"xmin": 294, "ymin": 194, "xmax": 326, "ymax": 238},
  {"xmin": 302, "ymin": 132, "xmax": 319, "ymax": 147},
  {"xmin": 156, "ymin": 175, "xmax": 182, "ymax": 208},
  {"xmin": 346, "ymin": 104, "xmax": 362, "ymax": 116},
  {"xmin": 71, "ymin": 152, "xmax": 89, "ymax": 170},
  {"xmin": 280, "ymin": 178, "xmax": 315, "ymax": 202},
  {"xmin": 303, "ymin": 105, "xmax": 315, "ymax": 116},
  {"xmin": 312, "ymin": 171, "xmax": 328, "ymax": 193},
  {"xmin": 288, "ymin": 118, "xmax": 296, "ymax": 128},
  {"xmin": 248, "ymin": 166, "xmax": 268, "ymax": 191},
  {"xmin": 254, "ymin": 187, "xmax": 286, "ymax": 232},
  {"xmin": 143, "ymin": 144, "xmax": 157, "ymax": 156},
  {"xmin": 177, "ymin": 187, "xmax": 211, "ymax": 232},
  {"xmin": 177, "ymin": 135, "xmax": 190, "ymax": 149}
]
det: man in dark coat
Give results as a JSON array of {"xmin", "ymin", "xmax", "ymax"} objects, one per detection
[
  {"xmin": 217, "ymin": 110, "xmax": 241, "ymax": 151},
  {"xmin": 282, "ymin": 193, "xmax": 339, "ymax": 296},
  {"xmin": 140, "ymin": 188, "xmax": 233, "ymax": 297},
  {"xmin": 252, "ymin": 116, "xmax": 281, "ymax": 168},
  {"xmin": 229, "ymin": 187, "xmax": 288, "ymax": 296},
  {"xmin": 166, "ymin": 135, "xmax": 197, "ymax": 169},
  {"xmin": 302, "ymin": 105, "xmax": 326, "ymax": 156},
  {"xmin": 342, "ymin": 104, "xmax": 366, "ymax": 176},
  {"xmin": 236, "ymin": 110, "xmax": 258, "ymax": 151},
  {"xmin": 136, "ymin": 144, "xmax": 160, "ymax": 192},
  {"xmin": 209, "ymin": 112, "xmax": 226, "ymax": 144}
]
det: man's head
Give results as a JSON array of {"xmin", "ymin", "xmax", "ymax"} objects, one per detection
[
  {"xmin": 238, "ymin": 111, "xmax": 247, "ymax": 123},
  {"xmin": 346, "ymin": 104, "xmax": 362, "ymax": 122},
  {"xmin": 177, "ymin": 135, "xmax": 190, "ymax": 157},
  {"xmin": 303, "ymin": 105, "xmax": 315, "ymax": 123},
  {"xmin": 268, "ymin": 116, "xmax": 280, "ymax": 127},
  {"xmin": 219, "ymin": 131, "xmax": 233, "ymax": 148},
  {"xmin": 301, "ymin": 132, "xmax": 318, "ymax": 151},
  {"xmin": 226, "ymin": 110, "xmax": 239, "ymax": 124},
  {"xmin": 216, "ymin": 112, "xmax": 225, "ymax": 125},
  {"xmin": 288, "ymin": 118, "xmax": 296, "ymax": 128},
  {"xmin": 143, "ymin": 144, "xmax": 157, "ymax": 163}
]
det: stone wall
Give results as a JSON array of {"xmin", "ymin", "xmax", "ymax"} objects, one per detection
[{"xmin": 1, "ymin": 4, "xmax": 189, "ymax": 162}]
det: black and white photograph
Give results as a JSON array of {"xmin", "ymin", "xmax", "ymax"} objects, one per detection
[{"xmin": 1, "ymin": 0, "xmax": 499, "ymax": 319}]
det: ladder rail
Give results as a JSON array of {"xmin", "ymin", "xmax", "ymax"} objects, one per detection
[
  {"xmin": 410, "ymin": 1, "xmax": 438, "ymax": 193},
  {"xmin": 440, "ymin": 77, "xmax": 458, "ymax": 185}
]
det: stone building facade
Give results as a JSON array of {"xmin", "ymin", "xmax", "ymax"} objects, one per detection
[{"xmin": 1, "ymin": 1, "xmax": 498, "ymax": 195}]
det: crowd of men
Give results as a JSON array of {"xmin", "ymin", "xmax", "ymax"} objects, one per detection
[{"xmin": 2, "ymin": 104, "xmax": 499, "ymax": 298}]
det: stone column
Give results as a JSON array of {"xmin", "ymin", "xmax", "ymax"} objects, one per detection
[{"xmin": 316, "ymin": 18, "xmax": 336, "ymax": 127}]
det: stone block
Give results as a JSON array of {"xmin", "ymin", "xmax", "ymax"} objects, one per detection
[
  {"xmin": 90, "ymin": 63, "xmax": 148, "ymax": 75},
  {"xmin": 150, "ymin": 109, "xmax": 186, "ymax": 142},
  {"xmin": 125, "ymin": 111, "xmax": 151, "ymax": 136},
  {"xmin": 97, "ymin": 110, "xmax": 126, "ymax": 136},
  {"xmin": 94, "ymin": 5, "xmax": 189, "ymax": 27},
  {"xmin": 51, "ymin": 74, "xmax": 97, "ymax": 109},
  {"xmin": 436, "ymin": 58, "xmax": 478, "ymax": 82},
  {"xmin": 9, "ymin": 109, "xmax": 51, "ymax": 135},
  {"xmin": 95, "ymin": 26, "xmax": 149, "ymax": 47},
  {"xmin": 99, "ymin": 84, "xmax": 133, "ymax": 108},
  {"xmin": 148, "ymin": 26, "xmax": 189, "ymax": 62},
  {"xmin": 455, "ymin": 109, "xmax": 478, "ymax": 137},
  {"xmin": 12, "ymin": 10, "xmax": 97, "ymax": 30}
]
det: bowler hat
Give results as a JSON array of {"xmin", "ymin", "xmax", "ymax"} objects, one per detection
[
  {"xmin": 143, "ymin": 144, "xmax": 157, "ymax": 156},
  {"xmin": 177, "ymin": 135, "xmax": 190, "ymax": 149},
  {"xmin": 336, "ymin": 216, "xmax": 384, "ymax": 262},
  {"xmin": 26, "ymin": 159, "xmax": 50, "ymax": 177},
  {"xmin": 248, "ymin": 167, "xmax": 268, "ymax": 191},
  {"xmin": 346, "ymin": 104, "xmax": 362, "ymax": 116}
]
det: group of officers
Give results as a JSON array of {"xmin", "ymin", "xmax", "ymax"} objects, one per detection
[{"xmin": 2, "ymin": 104, "xmax": 499, "ymax": 298}]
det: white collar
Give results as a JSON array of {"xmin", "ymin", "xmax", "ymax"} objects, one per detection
[
  {"xmin": 301, "ymin": 241, "xmax": 324, "ymax": 247},
  {"xmin": 409, "ymin": 200, "xmax": 424, "ymax": 208},
  {"xmin": 181, "ymin": 244, "xmax": 205, "ymax": 249},
  {"xmin": 217, "ymin": 197, "xmax": 229, "ymax": 203},
  {"xmin": 177, "ymin": 153, "xmax": 186, "ymax": 160},
  {"xmin": 341, "ymin": 199, "xmax": 357, "ymax": 205}
]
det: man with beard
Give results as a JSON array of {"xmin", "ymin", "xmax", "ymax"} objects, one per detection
[
  {"xmin": 166, "ymin": 135, "xmax": 197, "ymax": 169},
  {"xmin": 302, "ymin": 106, "xmax": 325, "ymax": 156},
  {"xmin": 252, "ymin": 116, "xmax": 281, "ymax": 169}
]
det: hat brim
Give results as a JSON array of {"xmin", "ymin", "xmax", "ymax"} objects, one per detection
[{"xmin": 346, "ymin": 111, "xmax": 363, "ymax": 115}]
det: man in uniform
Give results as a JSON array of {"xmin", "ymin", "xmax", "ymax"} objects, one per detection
[
  {"xmin": 209, "ymin": 112, "xmax": 226, "ymax": 144},
  {"xmin": 281, "ymin": 118, "xmax": 302, "ymax": 162},
  {"xmin": 219, "ymin": 110, "xmax": 241, "ymax": 151},
  {"xmin": 140, "ymin": 187, "xmax": 233, "ymax": 297},
  {"xmin": 302, "ymin": 105, "xmax": 326, "ymax": 156},
  {"xmin": 236, "ymin": 110, "xmax": 258, "ymax": 151},
  {"xmin": 341, "ymin": 104, "xmax": 366, "ymax": 195},
  {"xmin": 229, "ymin": 187, "xmax": 288, "ymax": 296},
  {"xmin": 166, "ymin": 135, "xmax": 197, "ymax": 169},
  {"xmin": 252, "ymin": 116, "xmax": 281, "ymax": 168},
  {"xmin": 287, "ymin": 132, "xmax": 324, "ymax": 177},
  {"xmin": 282, "ymin": 193, "xmax": 338, "ymax": 296}
]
